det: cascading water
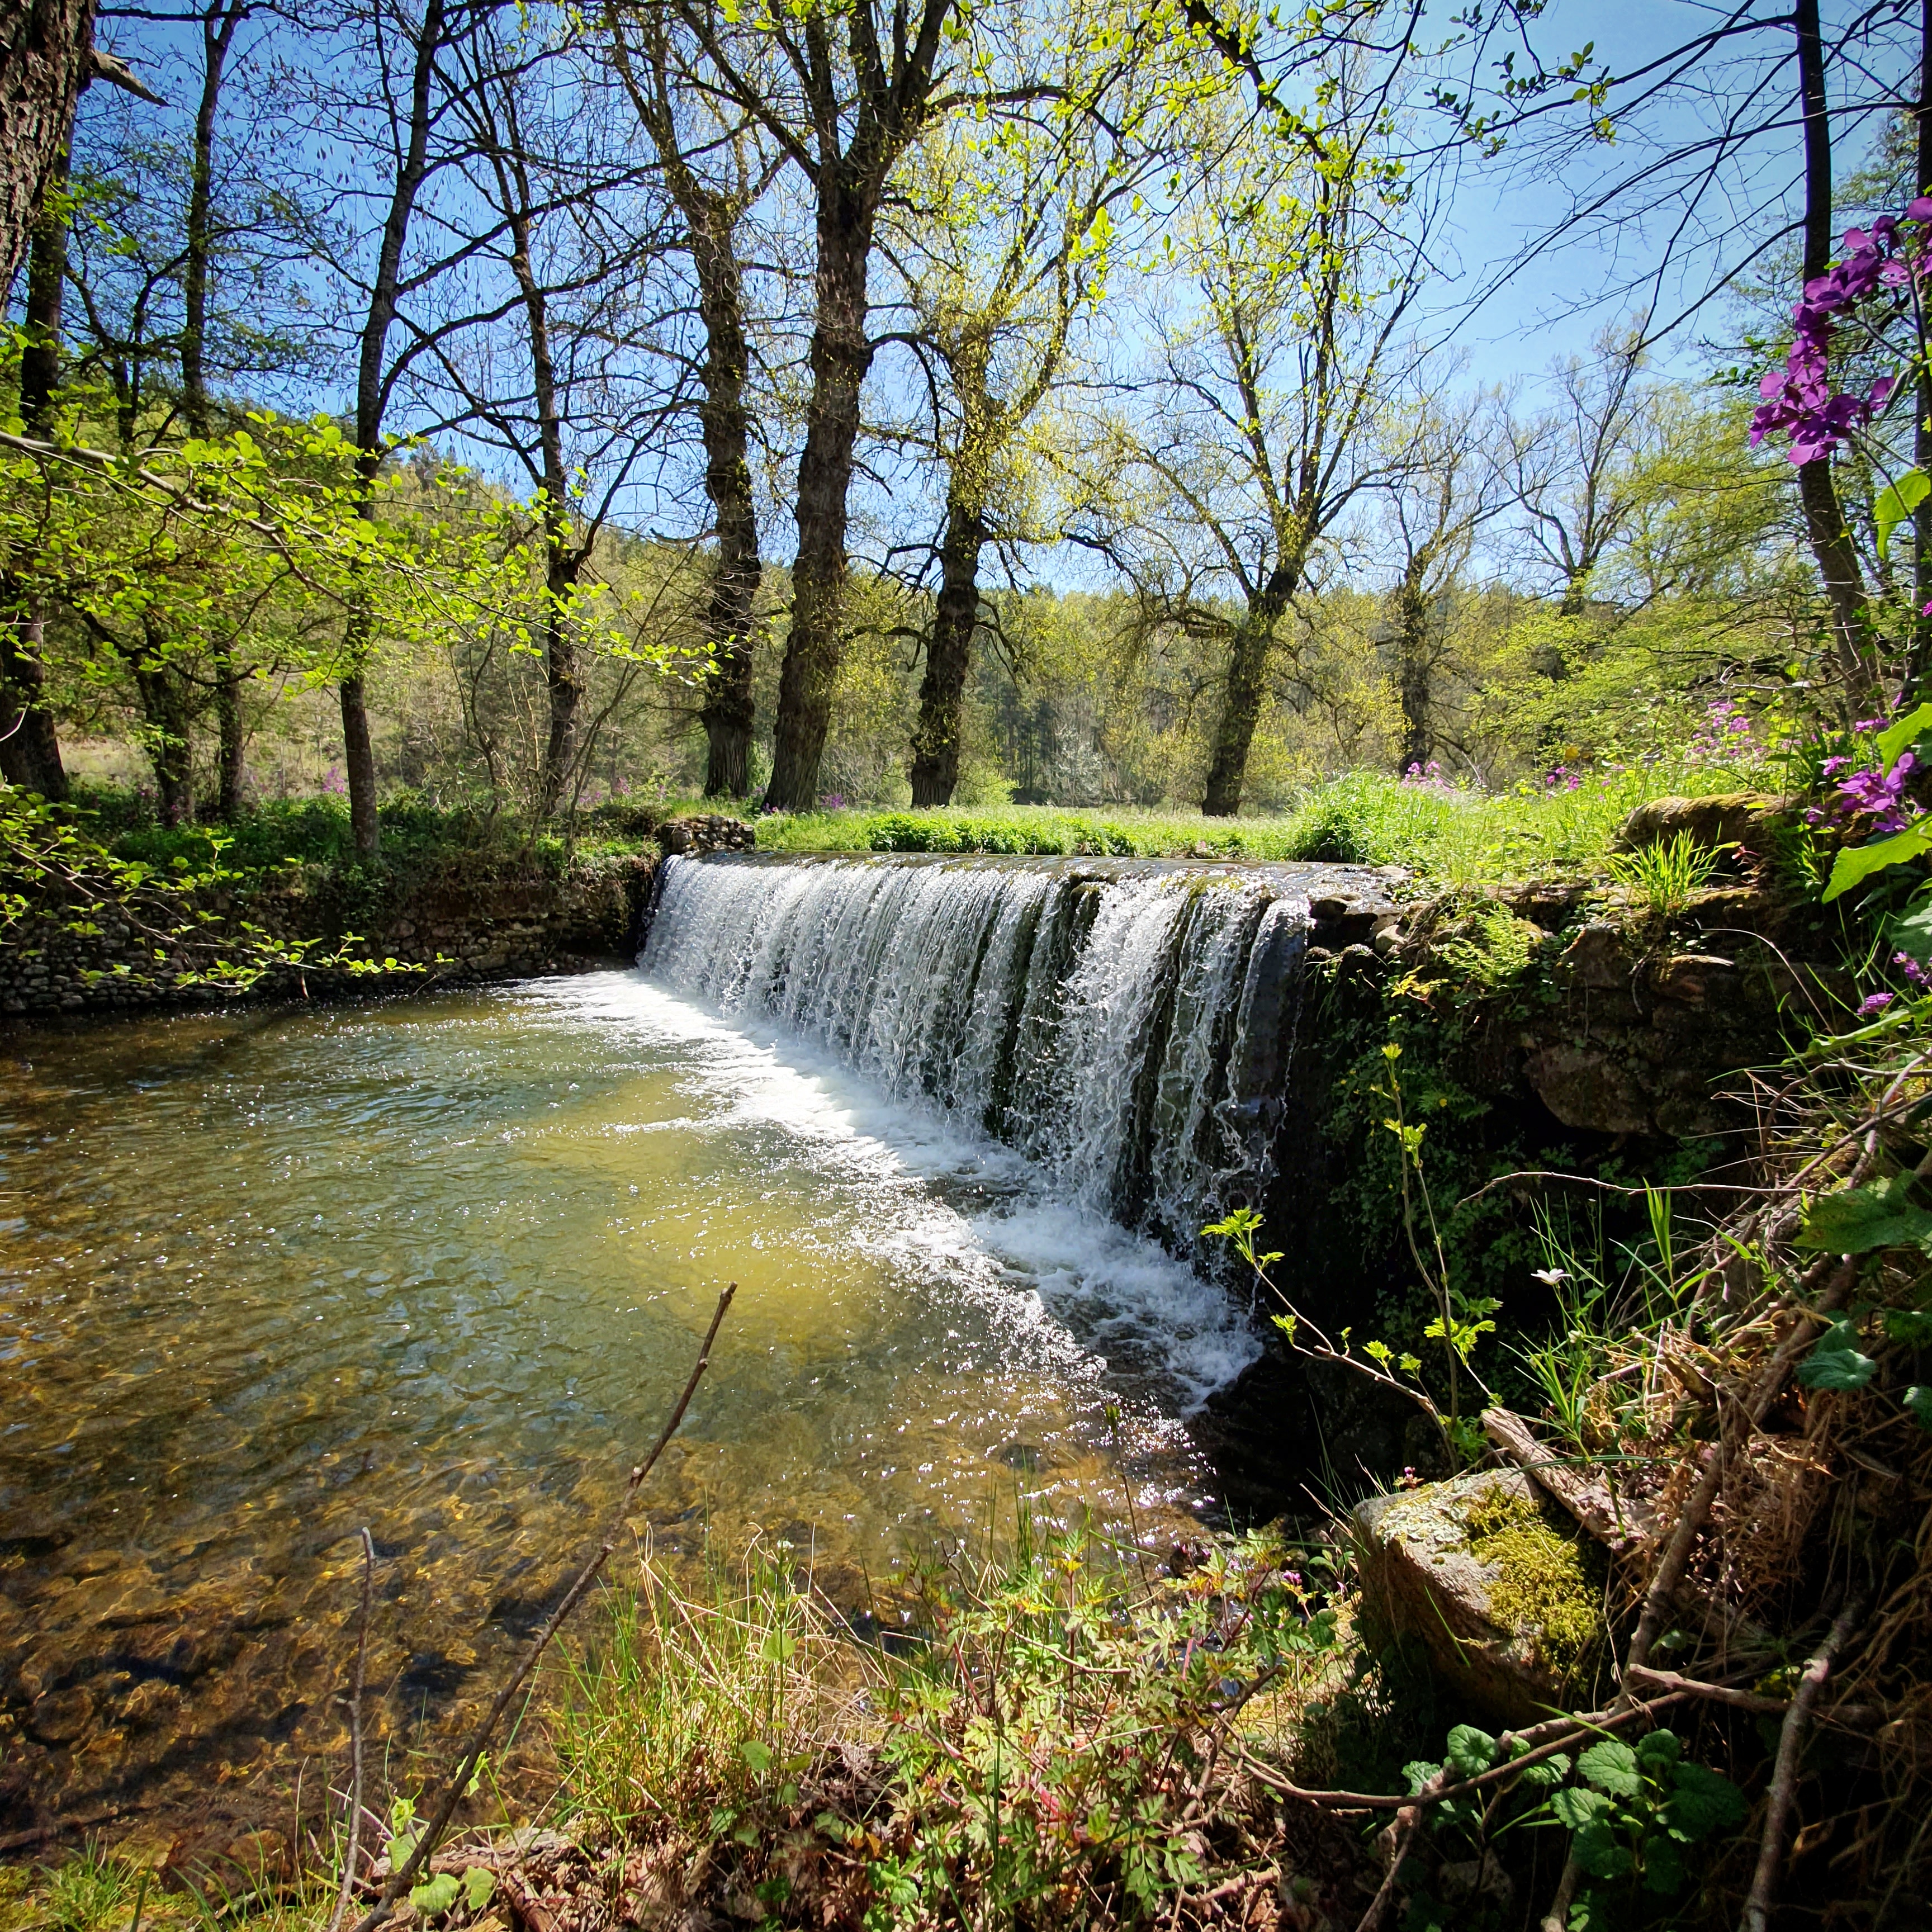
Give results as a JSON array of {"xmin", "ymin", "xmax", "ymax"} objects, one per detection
[{"xmin": 640, "ymin": 853, "xmax": 1311, "ymax": 1258}]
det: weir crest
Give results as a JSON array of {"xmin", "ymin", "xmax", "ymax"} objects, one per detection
[{"xmin": 640, "ymin": 852, "xmax": 1342, "ymax": 1261}]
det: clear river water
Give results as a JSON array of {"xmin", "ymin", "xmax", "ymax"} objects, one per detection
[{"xmin": 2, "ymin": 844, "xmax": 1357, "ymax": 1833}]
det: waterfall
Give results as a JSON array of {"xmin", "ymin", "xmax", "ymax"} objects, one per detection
[{"xmin": 639, "ymin": 854, "xmax": 1311, "ymax": 1258}]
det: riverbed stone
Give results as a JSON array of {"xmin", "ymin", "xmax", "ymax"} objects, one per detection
[{"xmin": 1352, "ymin": 1470, "xmax": 1605, "ymax": 1729}]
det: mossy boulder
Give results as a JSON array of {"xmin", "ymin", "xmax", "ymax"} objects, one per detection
[{"xmin": 1352, "ymin": 1470, "xmax": 1606, "ymax": 1728}]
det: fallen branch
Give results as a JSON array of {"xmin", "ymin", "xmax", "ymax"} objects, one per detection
[
  {"xmin": 326, "ymin": 1529, "xmax": 376, "ymax": 1932},
  {"xmin": 1480, "ymin": 1408, "xmax": 1656, "ymax": 1550},
  {"xmin": 1740, "ymin": 1594, "xmax": 1867, "ymax": 1932},
  {"xmin": 350, "ymin": 1283, "xmax": 736, "ymax": 1932}
]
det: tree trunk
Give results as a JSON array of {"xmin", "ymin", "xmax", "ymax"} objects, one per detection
[
  {"xmin": 1202, "ymin": 567, "xmax": 1295, "ymax": 818},
  {"xmin": 1394, "ymin": 552, "xmax": 1431, "ymax": 773},
  {"xmin": 537, "ymin": 556, "xmax": 580, "ymax": 817},
  {"xmin": 1793, "ymin": 0, "xmax": 1873, "ymax": 699},
  {"xmin": 908, "ymin": 495, "xmax": 986, "ymax": 807},
  {"xmin": 187, "ymin": 5, "xmax": 250, "ymax": 817},
  {"xmin": 216, "ymin": 666, "xmax": 245, "ymax": 816},
  {"xmin": 765, "ymin": 183, "xmax": 874, "ymax": 812},
  {"xmin": 340, "ymin": 665, "xmax": 380, "ymax": 855},
  {"xmin": 133, "ymin": 659, "xmax": 193, "ymax": 826},
  {"xmin": 691, "ymin": 203, "xmax": 761, "ymax": 799},
  {"xmin": 2, "ymin": 167, "xmax": 70, "ymax": 799},
  {"xmin": 0, "ymin": 0, "xmax": 93, "ymax": 288},
  {"xmin": 338, "ymin": 0, "xmax": 447, "ymax": 856}
]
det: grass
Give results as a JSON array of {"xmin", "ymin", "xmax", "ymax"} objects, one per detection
[{"xmin": 710, "ymin": 763, "xmax": 1784, "ymax": 889}]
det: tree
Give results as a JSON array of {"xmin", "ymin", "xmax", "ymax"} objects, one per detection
[
  {"xmin": 1082, "ymin": 64, "xmax": 1429, "ymax": 816},
  {"xmin": 884, "ymin": 22, "xmax": 1171, "ymax": 807},
  {"xmin": 605, "ymin": 1, "xmax": 775, "ymax": 801},
  {"xmin": 1375, "ymin": 378, "xmax": 1500, "ymax": 771},
  {"xmin": 1497, "ymin": 323, "xmax": 1664, "ymax": 622},
  {"xmin": 672, "ymin": 0, "xmax": 962, "ymax": 811}
]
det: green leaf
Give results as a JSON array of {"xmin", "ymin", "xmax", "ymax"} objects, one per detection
[
  {"xmin": 1642, "ymin": 1832, "xmax": 1688, "ymax": 1895},
  {"xmin": 1516, "ymin": 1751, "xmax": 1572, "ymax": 1790},
  {"xmin": 1823, "ymin": 823, "xmax": 1932, "ymax": 902},
  {"xmin": 1572, "ymin": 1820, "xmax": 1635, "ymax": 1880},
  {"xmin": 1904, "ymin": 1386, "xmax": 1932, "ymax": 1432},
  {"xmin": 1797, "ymin": 1320, "xmax": 1879, "ymax": 1390},
  {"xmin": 1577, "ymin": 1739, "xmax": 1642, "ymax": 1797},
  {"xmin": 1445, "ymin": 1724, "xmax": 1498, "ymax": 1777},
  {"xmin": 1634, "ymin": 1729, "xmax": 1681, "ymax": 1768},
  {"xmin": 1664, "ymin": 1762, "xmax": 1747, "ymax": 1838},
  {"xmin": 1886, "ymin": 896, "xmax": 1932, "ymax": 969},
  {"xmin": 1878, "ymin": 694, "xmax": 1932, "ymax": 767},
  {"xmin": 410, "ymin": 1874, "xmax": 460, "ymax": 1918},
  {"xmin": 1403, "ymin": 1759, "xmax": 1443, "ymax": 1796},
  {"xmin": 1886, "ymin": 1307, "xmax": 1932, "ymax": 1346},
  {"xmin": 1798, "ymin": 1176, "xmax": 1932, "ymax": 1253},
  {"xmin": 740, "ymin": 1739, "xmax": 773, "ymax": 1774},
  {"xmin": 1876, "ymin": 473, "xmax": 1932, "ymax": 562},
  {"xmin": 464, "ymin": 1869, "xmax": 495, "ymax": 1914},
  {"xmin": 1551, "ymin": 1786, "xmax": 1612, "ymax": 1830}
]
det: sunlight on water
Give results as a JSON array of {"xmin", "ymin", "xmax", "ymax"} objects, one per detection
[{"xmin": 0, "ymin": 969, "xmax": 1257, "ymax": 1828}]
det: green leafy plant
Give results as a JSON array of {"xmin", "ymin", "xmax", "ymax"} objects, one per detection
[{"xmin": 1606, "ymin": 831, "xmax": 1727, "ymax": 917}]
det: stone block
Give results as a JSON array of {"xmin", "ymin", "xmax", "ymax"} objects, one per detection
[{"xmin": 1353, "ymin": 1470, "xmax": 1604, "ymax": 1729}]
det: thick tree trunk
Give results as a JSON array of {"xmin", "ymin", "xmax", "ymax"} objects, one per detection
[
  {"xmin": 2, "ymin": 172, "xmax": 70, "ymax": 799},
  {"xmin": 133, "ymin": 659, "xmax": 194, "ymax": 826},
  {"xmin": 0, "ymin": 0, "xmax": 93, "ymax": 288},
  {"xmin": 691, "ymin": 206, "xmax": 761, "ymax": 799},
  {"xmin": 1394, "ymin": 552, "xmax": 1431, "ymax": 773},
  {"xmin": 1793, "ymin": 0, "xmax": 1874, "ymax": 699},
  {"xmin": 908, "ymin": 496, "xmax": 986, "ymax": 807},
  {"xmin": 1202, "ymin": 566, "xmax": 1295, "ymax": 817},
  {"xmin": 0, "ymin": 615, "xmax": 67, "ymax": 797},
  {"xmin": 216, "ymin": 667, "xmax": 244, "ymax": 816},
  {"xmin": 765, "ymin": 187, "xmax": 874, "ymax": 812},
  {"xmin": 340, "ymin": 666, "xmax": 380, "ymax": 855}
]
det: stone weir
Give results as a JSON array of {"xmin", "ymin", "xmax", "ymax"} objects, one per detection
[{"xmin": 639, "ymin": 850, "xmax": 1399, "ymax": 1265}]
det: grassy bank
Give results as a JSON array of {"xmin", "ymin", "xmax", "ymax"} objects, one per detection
[{"xmin": 724, "ymin": 764, "xmax": 1783, "ymax": 887}]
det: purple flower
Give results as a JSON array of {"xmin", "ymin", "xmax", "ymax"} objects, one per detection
[
  {"xmin": 1854, "ymin": 718, "xmax": 1883, "ymax": 733},
  {"xmin": 1821, "ymin": 755, "xmax": 1850, "ymax": 776},
  {"xmin": 1831, "ymin": 749, "xmax": 1920, "ymax": 832},
  {"xmin": 1894, "ymin": 950, "xmax": 1931, "ymax": 988},
  {"xmin": 1859, "ymin": 991, "xmax": 1896, "ymax": 1016}
]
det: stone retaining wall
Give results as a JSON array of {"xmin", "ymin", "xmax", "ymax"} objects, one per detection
[{"xmin": 0, "ymin": 853, "xmax": 655, "ymax": 1018}]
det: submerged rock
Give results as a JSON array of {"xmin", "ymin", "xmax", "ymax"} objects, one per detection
[{"xmin": 1352, "ymin": 1469, "xmax": 1605, "ymax": 1727}]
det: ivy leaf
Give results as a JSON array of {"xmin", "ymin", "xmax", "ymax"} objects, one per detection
[
  {"xmin": 1798, "ymin": 1176, "xmax": 1932, "ymax": 1254},
  {"xmin": 409, "ymin": 1874, "xmax": 460, "ymax": 1918},
  {"xmin": 464, "ymin": 1868, "xmax": 495, "ymax": 1914},
  {"xmin": 1643, "ymin": 1832, "xmax": 1688, "ymax": 1895},
  {"xmin": 1445, "ymin": 1724, "xmax": 1498, "ymax": 1777},
  {"xmin": 1514, "ymin": 1747, "xmax": 1572, "ymax": 1790},
  {"xmin": 1577, "ymin": 1739, "xmax": 1642, "ymax": 1798},
  {"xmin": 1797, "ymin": 1320, "xmax": 1878, "ymax": 1391},
  {"xmin": 1662, "ymin": 1763, "xmax": 1747, "ymax": 1840},
  {"xmin": 1551, "ymin": 1786, "xmax": 1612, "ymax": 1830},
  {"xmin": 1572, "ymin": 1820, "xmax": 1634, "ymax": 1880}
]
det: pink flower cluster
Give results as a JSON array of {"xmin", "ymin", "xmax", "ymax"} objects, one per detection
[
  {"xmin": 1750, "ymin": 202, "xmax": 1931, "ymax": 464},
  {"xmin": 1689, "ymin": 698, "xmax": 1758, "ymax": 764}
]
